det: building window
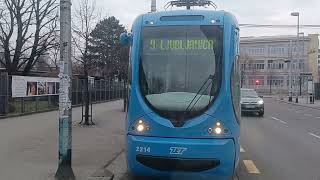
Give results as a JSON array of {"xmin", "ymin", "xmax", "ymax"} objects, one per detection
[
  {"xmin": 241, "ymin": 63, "xmax": 245, "ymax": 70},
  {"xmin": 299, "ymin": 60, "xmax": 304, "ymax": 70},
  {"xmin": 247, "ymin": 60, "xmax": 265, "ymax": 70},
  {"xmin": 267, "ymin": 76, "xmax": 284, "ymax": 86},
  {"xmin": 246, "ymin": 47, "xmax": 264, "ymax": 55},
  {"xmin": 268, "ymin": 60, "xmax": 284, "ymax": 70},
  {"xmin": 256, "ymin": 63, "xmax": 265, "ymax": 70},
  {"xmin": 269, "ymin": 45, "xmax": 287, "ymax": 55},
  {"xmin": 278, "ymin": 62, "xmax": 284, "ymax": 69}
]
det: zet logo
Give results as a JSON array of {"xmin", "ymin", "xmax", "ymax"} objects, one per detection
[{"xmin": 169, "ymin": 147, "xmax": 188, "ymax": 155}]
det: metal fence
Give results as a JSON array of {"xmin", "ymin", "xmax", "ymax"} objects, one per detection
[
  {"xmin": 0, "ymin": 72, "xmax": 8, "ymax": 116},
  {"xmin": 0, "ymin": 75, "xmax": 125, "ymax": 117}
]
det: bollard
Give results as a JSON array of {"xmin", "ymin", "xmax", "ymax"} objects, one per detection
[{"xmin": 310, "ymin": 95, "xmax": 314, "ymax": 104}]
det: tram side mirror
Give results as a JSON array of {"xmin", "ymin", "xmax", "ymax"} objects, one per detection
[{"xmin": 120, "ymin": 33, "xmax": 132, "ymax": 46}]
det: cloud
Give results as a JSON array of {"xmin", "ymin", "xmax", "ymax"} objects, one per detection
[{"xmin": 93, "ymin": 0, "xmax": 320, "ymax": 37}]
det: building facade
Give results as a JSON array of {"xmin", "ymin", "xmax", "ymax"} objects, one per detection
[{"xmin": 240, "ymin": 34, "xmax": 319, "ymax": 94}]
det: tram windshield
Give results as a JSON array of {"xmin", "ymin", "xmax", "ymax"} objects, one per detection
[{"xmin": 140, "ymin": 25, "xmax": 223, "ymax": 119}]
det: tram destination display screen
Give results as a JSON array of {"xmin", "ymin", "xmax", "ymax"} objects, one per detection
[
  {"xmin": 142, "ymin": 26, "xmax": 221, "ymax": 56},
  {"xmin": 146, "ymin": 39, "xmax": 216, "ymax": 51}
]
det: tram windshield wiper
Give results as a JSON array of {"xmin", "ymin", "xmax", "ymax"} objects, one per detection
[{"xmin": 184, "ymin": 75, "xmax": 215, "ymax": 114}]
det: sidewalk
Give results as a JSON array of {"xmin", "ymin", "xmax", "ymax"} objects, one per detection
[
  {"xmin": 278, "ymin": 97, "xmax": 320, "ymax": 110},
  {"xmin": 0, "ymin": 100, "xmax": 125, "ymax": 180}
]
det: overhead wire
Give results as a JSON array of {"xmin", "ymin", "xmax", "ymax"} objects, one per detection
[{"xmin": 239, "ymin": 24, "xmax": 320, "ymax": 29}]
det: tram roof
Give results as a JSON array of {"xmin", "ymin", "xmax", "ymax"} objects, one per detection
[{"xmin": 140, "ymin": 10, "xmax": 238, "ymax": 28}]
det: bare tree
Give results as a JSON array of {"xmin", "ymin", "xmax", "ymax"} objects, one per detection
[
  {"xmin": 239, "ymin": 53, "xmax": 255, "ymax": 88},
  {"xmin": 44, "ymin": 29, "xmax": 59, "ymax": 72},
  {"xmin": 72, "ymin": 0, "xmax": 99, "ymax": 125},
  {"xmin": 0, "ymin": 0, "xmax": 59, "ymax": 75},
  {"xmin": 72, "ymin": 0, "xmax": 100, "ymax": 74}
]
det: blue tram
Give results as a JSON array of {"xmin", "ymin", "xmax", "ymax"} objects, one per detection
[{"xmin": 120, "ymin": 1, "xmax": 240, "ymax": 179}]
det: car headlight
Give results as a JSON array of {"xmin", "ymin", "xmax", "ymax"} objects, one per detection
[{"xmin": 257, "ymin": 100, "xmax": 264, "ymax": 105}]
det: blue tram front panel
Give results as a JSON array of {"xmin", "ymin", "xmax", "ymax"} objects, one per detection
[
  {"xmin": 125, "ymin": 10, "xmax": 240, "ymax": 180},
  {"xmin": 127, "ymin": 136, "xmax": 235, "ymax": 179}
]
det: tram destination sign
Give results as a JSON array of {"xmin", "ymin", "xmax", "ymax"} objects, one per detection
[{"xmin": 145, "ymin": 38, "xmax": 217, "ymax": 51}]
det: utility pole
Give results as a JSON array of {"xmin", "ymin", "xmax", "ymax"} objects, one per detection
[
  {"xmin": 295, "ymin": 14, "xmax": 300, "ymax": 103},
  {"xmin": 288, "ymin": 40, "xmax": 293, "ymax": 102},
  {"xmin": 151, "ymin": 0, "xmax": 157, "ymax": 12},
  {"xmin": 55, "ymin": 0, "xmax": 75, "ymax": 179},
  {"xmin": 291, "ymin": 12, "xmax": 300, "ymax": 103},
  {"xmin": 299, "ymin": 32, "xmax": 305, "ymax": 96}
]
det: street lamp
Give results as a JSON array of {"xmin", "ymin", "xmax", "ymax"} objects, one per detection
[{"xmin": 291, "ymin": 12, "xmax": 300, "ymax": 103}]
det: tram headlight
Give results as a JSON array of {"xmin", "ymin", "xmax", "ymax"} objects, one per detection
[
  {"xmin": 134, "ymin": 120, "xmax": 149, "ymax": 133},
  {"xmin": 209, "ymin": 122, "xmax": 226, "ymax": 135},
  {"xmin": 214, "ymin": 127, "xmax": 222, "ymax": 135},
  {"xmin": 137, "ymin": 124, "xmax": 145, "ymax": 132}
]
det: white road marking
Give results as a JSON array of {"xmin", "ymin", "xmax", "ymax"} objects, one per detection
[
  {"xmin": 271, "ymin": 116, "xmax": 288, "ymax": 125},
  {"xmin": 240, "ymin": 146, "xmax": 245, "ymax": 153},
  {"xmin": 315, "ymin": 117, "xmax": 320, "ymax": 119},
  {"xmin": 243, "ymin": 160, "xmax": 260, "ymax": 174},
  {"xmin": 309, "ymin": 132, "xmax": 320, "ymax": 139}
]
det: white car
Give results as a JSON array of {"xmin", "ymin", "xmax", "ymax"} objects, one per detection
[{"xmin": 240, "ymin": 88, "xmax": 264, "ymax": 117}]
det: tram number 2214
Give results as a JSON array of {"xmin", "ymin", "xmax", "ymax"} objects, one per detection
[{"xmin": 136, "ymin": 146, "xmax": 151, "ymax": 153}]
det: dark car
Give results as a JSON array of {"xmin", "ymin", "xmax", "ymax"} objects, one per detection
[{"xmin": 241, "ymin": 88, "xmax": 264, "ymax": 117}]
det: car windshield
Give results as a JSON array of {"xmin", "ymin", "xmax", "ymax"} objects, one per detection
[
  {"xmin": 139, "ymin": 25, "xmax": 223, "ymax": 120},
  {"xmin": 241, "ymin": 89, "xmax": 259, "ymax": 98}
]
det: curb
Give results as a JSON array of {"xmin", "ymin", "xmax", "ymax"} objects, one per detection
[
  {"xmin": 87, "ymin": 169, "xmax": 114, "ymax": 180},
  {"xmin": 278, "ymin": 99, "xmax": 320, "ymax": 110},
  {"xmin": 262, "ymin": 96, "xmax": 275, "ymax": 99},
  {"xmin": 87, "ymin": 149, "xmax": 125, "ymax": 180}
]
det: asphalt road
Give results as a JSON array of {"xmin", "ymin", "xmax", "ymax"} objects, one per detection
[
  {"xmin": 107, "ymin": 98, "xmax": 320, "ymax": 180},
  {"xmin": 1, "ymin": 98, "xmax": 316, "ymax": 180},
  {"xmin": 240, "ymin": 98, "xmax": 320, "ymax": 180}
]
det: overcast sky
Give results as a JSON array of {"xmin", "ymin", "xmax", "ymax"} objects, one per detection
[{"xmin": 92, "ymin": 0, "xmax": 320, "ymax": 37}]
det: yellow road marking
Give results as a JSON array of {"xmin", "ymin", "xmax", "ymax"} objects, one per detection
[
  {"xmin": 243, "ymin": 160, "xmax": 260, "ymax": 174},
  {"xmin": 240, "ymin": 146, "xmax": 245, "ymax": 153}
]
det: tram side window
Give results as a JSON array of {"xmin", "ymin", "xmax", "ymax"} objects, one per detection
[
  {"xmin": 231, "ymin": 56, "xmax": 241, "ymax": 123},
  {"xmin": 231, "ymin": 32, "xmax": 241, "ymax": 123}
]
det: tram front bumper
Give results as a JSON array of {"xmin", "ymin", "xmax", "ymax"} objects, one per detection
[{"xmin": 126, "ymin": 135, "xmax": 236, "ymax": 180}]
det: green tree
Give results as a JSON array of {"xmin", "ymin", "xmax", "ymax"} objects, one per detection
[{"xmin": 88, "ymin": 16, "xmax": 129, "ymax": 80}]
